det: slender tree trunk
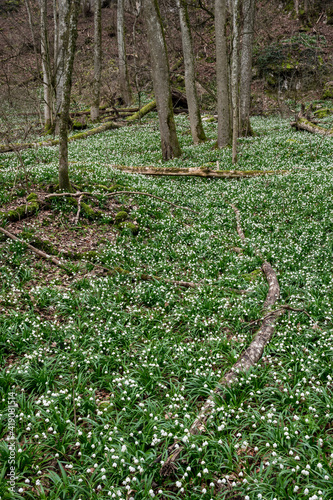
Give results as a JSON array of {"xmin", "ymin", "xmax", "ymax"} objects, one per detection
[
  {"xmin": 176, "ymin": 0, "xmax": 206, "ymax": 144},
  {"xmin": 215, "ymin": 0, "xmax": 231, "ymax": 148},
  {"xmin": 117, "ymin": 0, "xmax": 132, "ymax": 105},
  {"xmin": 25, "ymin": 0, "xmax": 40, "ymax": 75},
  {"xmin": 91, "ymin": 0, "xmax": 102, "ymax": 121},
  {"xmin": 143, "ymin": 0, "xmax": 181, "ymax": 160},
  {"xmin": 58, "ymin": 0, "xmax": 81, "ymax": 191},
  {"xmin": 231, "ymin": 0, "xmax": 240, "ymax": 163},
  {"xmin": 40, "ymin": 0, "xmax": 53, "ymax": 130},
  {"xmin": 56, "ymin": 0, "xmax": 69, "ymax": 119},
  {"xmin": 239, "ymin": 0, "xmax": 255, "ymax": 136},
  {"xmin": 53, "ymin": 0, "xmax": 58, "ymax": 69}
]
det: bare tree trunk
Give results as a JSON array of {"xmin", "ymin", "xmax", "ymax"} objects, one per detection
[
  {"xmin": 294, "ymin": 0, "xmax": 299, "ymax": 16},
  {"xmin": 40, "ymin": 0, "xmax": 53, "ymax": 131},
  {"xmin": 91, "ymin": 0, "xmax": 102, "ymax": 121},
  {"xmin": 25, "ymin": 0, "xmax": 40, "ymax": 75},
  {"xmin": 117, "ymin": 0, "xmax": 132, "ymax": 105},
  {"xmin": 56, "ymin": 0, "xmax": 69, "ymax": 120},
  {"xmin": 239, "ymin": 0, "xmax": 255, "ymax": 136},
  {"xmin": 215, "ymin": 0, "xmax": 231, "ymax": 148},
  {"xmin": 143, "ymin": 0, "xmax": 181, "ymax": 160},
  {"xmin": 176, "ymin": 0, "xmax": 206, "ymax": 144},
  {"xmin": 231, "ymin": 0, "xmax": 240, "ymax": 163},
  {"xmin": 58, "ymin": 0, "xmax": 81, "ymax": 191}
]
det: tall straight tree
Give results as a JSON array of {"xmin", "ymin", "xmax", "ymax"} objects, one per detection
[
  {"xmin": 58, "ymin": 0, "xmax": 81, "ymax": 190},
  {"xmin": 91, "ymin": 0, "xmax": 102, "ymax": 121},
  {"xmin": 176, "ymin": 0, "xmax": 206, "ymax": 144},
  {"xmin": 40, "ymin": 0, "xmax": 53, "ymax": 131},
  {"xmin": 215, "ymin": 0, "xmax": 231, "ymax": 148},
  {"xmin": 143, "ymin": 0, "xmax": 181, "ymax": 160},
  {"xmin": 56, "ymin": 0, "xmax": 69, "ymax": 119},
  {"xmin": 240, "ymin": 0, "xmax": 255, "ymax": 136},
  {"xmin": 230, "ymin": 0, "xmax": 240, "ymax": 163},
  {"xmin": 117, "ymin": 0, "xmax": 132, "ymax": 105}
]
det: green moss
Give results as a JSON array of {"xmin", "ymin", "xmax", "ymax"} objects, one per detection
[
  {"xmin": 115, "ymin": 211, "xmax": 128, "ymax": 224},
  {"xmin": 243, "ymin": 269, "xmax": 262, "ymax": 282},
  {"xmin": 118, "ymin": 221, "xmax": 139, "ymax": 235},
  {"xmin": 26, "ymin": 193, "xmax": 38, "ymax": 202},
  {"xmin": 313, "ymin": 108, "xmax": 331, "ymax": 119},
  {"xmin": 323, "ymin": 83, "xmax": 333, "ymax": 99},
  {"xmin": 30, "ymin": 237, "xmax": 59, "ymax": 256},
  {"xmin": 3, "ymin": 200, "xmax": 40, "ymax": 222}
]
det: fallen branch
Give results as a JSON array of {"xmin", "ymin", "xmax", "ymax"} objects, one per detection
[
  {"xmin": 0, "ymin": 227, "xmax": 71, "ymax": 272},
  {"xmin": 74, "ymin": 195, "xmax": 83, "ymax": 224},
  {"xmin": 291, "ymin": 114, "xmax": 333, "ymax": 137},
  {"xmin": 113, "ymin": 165, "xmax": 287, "ymax": 179},
  {"xmin": 0, "ymin": 100, "xmax": 158, "ymax": 154},
  {"xmin": 159, "ymin": 260, "xmax": 284, "ymax": 475},
  {"xmin": 45, "ymin": 190, "xmax": 198, "ymax": 214}
]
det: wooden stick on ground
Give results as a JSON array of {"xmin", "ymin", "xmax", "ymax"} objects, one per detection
[
  {"xmin": 45, "ymin": 190, "xmax": 198, "ymax": 214},
  {"xmin": 74, "ymin": 194, "xmax": 83, "ymax": 224},
  {"xmin": 113, "ymin": 165, "xmax": 288, "ymax": 179},
  {"xmin": 0, "ymin": 227, "xmax": 71, "ymax": 272},
  {"xmin": 291, "ymin": 113, "xmax": 333, "ymax": 137}
]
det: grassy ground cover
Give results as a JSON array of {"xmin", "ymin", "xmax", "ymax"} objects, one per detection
[{"xmin": 0, "ymin": 113, "xmax": 333, "ymax": 499}]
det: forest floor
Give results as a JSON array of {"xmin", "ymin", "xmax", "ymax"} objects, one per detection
[{"xmin": 1, "ymin": 109, "xmax": 333, "ymax": 499}]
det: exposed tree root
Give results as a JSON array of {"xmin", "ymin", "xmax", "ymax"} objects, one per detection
[
  {"xmin": 291, "ymin": 113, "xmax": 333, "ymax": 137},
  {"xmin": 0, "ymin": 227, "xmax": 71, "ymax": 273},
  {"xmin": 113, "ymin": 165, "xmax": 287, "ymax": 178}
]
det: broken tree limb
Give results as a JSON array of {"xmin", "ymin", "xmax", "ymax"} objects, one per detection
[
  {"xmin": 113, "ymin": 165, "xmax": 287, "ymax": 178},
  {"xmin": 0, "ymin": 227, "xmax": 71, "ymax": 272},
  {"xmin": 159, "ymin": 260, "xmax": 284, "ymax": 475},
  {"xmin": 125, "ymin": 100, "xmax": 157, "ymax": 122},
  {"xmin": 74, "ymin": 194, "xmax": 83, "ymax": 224},
  {"xmin": 0, "ymin": 101, "xmax": 158, "ymax": 154},
  {"xmin": 291, "ymin": 114, "xmax": 333, "ymax": 137},
  {"xmin": 45, "ymin": 190, "xmax": 198, "ymax": 214}
]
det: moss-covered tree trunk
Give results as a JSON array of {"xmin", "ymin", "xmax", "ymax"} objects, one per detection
[
  {"xmin": 239, "ymin": 0, "xmax": 255, "ymax": 136},
  {"xmin": 117, "ymin": 0, "xmax": 132, "ymax": 106},
  {"xmin": 143, "ymin": 0, "xmax": 181, "ymax": 160},
  {"xmin": 176, "ymin": 0, "xmax": 206, "ymax": 144},
  {"xmin": 58, "ymin": 0, "xmax": 81, "ymax": 191},
  {"xmin": 215, "ymin": 0, "xmax": 231, "ymax": 148},
  {"xmin": 91, "ymin": 0, "xmax": 102, "ymax": 121}
]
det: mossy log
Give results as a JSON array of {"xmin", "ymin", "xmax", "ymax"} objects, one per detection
[
  {"xmin": 125, "ymin": 100, "xmax": 157, "ymax": 122},
  {"xmin": 113, "ymin": 165, "xmax": 287, "ymax": 179},
  {"xmin": 291, "ymin": 114, "xmax": 333, "ymax": 137},
  {"xmin": 0, "ymin": 194, "xmax": 40, "ymax": 222},
  {"xmin": 0, "ymin": 102, "xmax": 157, "ymax": 154}
]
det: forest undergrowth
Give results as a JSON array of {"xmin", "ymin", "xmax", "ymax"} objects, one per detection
[{"xmin": 0, "ymin": 112, "xmax": 333, "ymax": 499}]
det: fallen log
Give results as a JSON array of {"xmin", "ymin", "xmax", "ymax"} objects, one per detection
[
  {"xmin": 158, "ymin": 202, "xmax": 284, "ymax": 475},
  {"xmin": 0, "ymin": 227, "xmax": 71, "ymax": 272},
  {"xmin": 113, "ymin": 165, "xmax": 288, "ymax": 179},
  {"xmin": 291, "ymin": 114, "xmax": 333, "ymax": 137},
  {"xmin": 125, "ymin": 100, "xmax": 157, "ymax": 122},
  {"xmin": 0, "ymin": 121, "xmax": 121, "ymax": 153},
  {"xmin": 0, "ymin": 100, "xmax": 157, "ymax": 154},
  {"xmin": 159, "ymin": 260, "xmax": 284, "ymax": 475}
]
